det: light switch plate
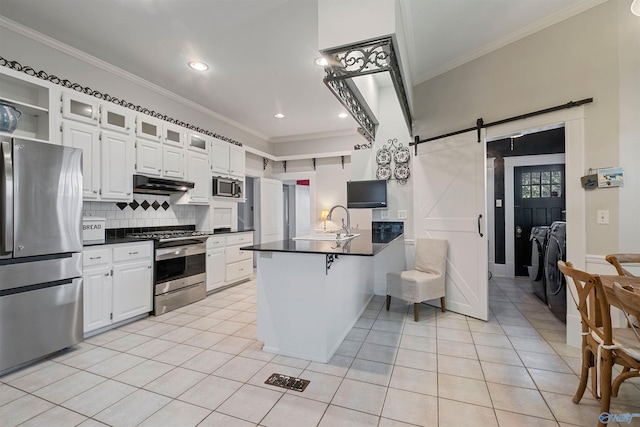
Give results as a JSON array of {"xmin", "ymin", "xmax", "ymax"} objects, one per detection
[
  {"xmin": 398, "ymin": 210, "xmax": 408, "ymax": 219},
  {"xmin": 380, "ymin": 210, "xmax": 389, "ymax": 219},
  {"xmin": 496, "ymin": 199, "xmax": 502, "ymax": 208},
  {"xmin": 597, "ymin": 210, "xmax": 609, "ymax": 224}
]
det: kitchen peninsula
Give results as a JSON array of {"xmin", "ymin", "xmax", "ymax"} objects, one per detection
[{"xmin": 241, "ymin": 225, "xmax": 405, "ymax": 363}]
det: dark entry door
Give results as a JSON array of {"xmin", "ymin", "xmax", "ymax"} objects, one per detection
[{"xmin": 514, "ymin": 164, "xmax": 565, "ymax": 276}]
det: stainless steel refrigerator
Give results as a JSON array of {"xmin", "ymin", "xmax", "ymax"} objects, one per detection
[{"xmin": 0, "ymin": 137, "xmax": 84, "ymax": 374}]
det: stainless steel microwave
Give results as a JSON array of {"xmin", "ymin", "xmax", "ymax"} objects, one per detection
[{"xmin": 213, "ymin": 177, "xmax": 242, "ymax": 198}]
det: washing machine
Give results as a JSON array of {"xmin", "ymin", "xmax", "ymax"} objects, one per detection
[
  {"xmin": 528, "ymin": 226, "xmax": 550, "ymax": 304},
  {"xmin": 544, "ymin": 221, "xmax": 567, "ymax": 323}
]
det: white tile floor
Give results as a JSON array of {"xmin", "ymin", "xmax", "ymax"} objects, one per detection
[{"xmin": 1, "ymin": 275, "xmax": 639, "ymax": 426}]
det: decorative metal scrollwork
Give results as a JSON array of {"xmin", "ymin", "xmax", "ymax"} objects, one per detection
[
  {"xmin": 354, "ymin": 142, "xmax": 372, "ymax": 150},
  {"xmin": 0, "ymin": 56, "xmax": 243, "ymax": 147},
  {"xmin": 326, "ymin": 254, "xmax": 339, "ymax": 275},
  {"xmin": 376, "ymin": 138, "xmax": 410, "ymax": 184},
  {"xmin": 320, "ymin": 36, "xmax": 413, "ymax": 143}
]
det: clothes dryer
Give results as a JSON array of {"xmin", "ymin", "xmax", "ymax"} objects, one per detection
[
  {"xmin": 528, "ymin": 226, "xmax": 550, "ymax": 304},
  {"xmin": 544, "ymin": 221, "xmax": 567, "ymax": 323}
]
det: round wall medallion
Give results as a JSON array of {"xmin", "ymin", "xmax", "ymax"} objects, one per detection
[
  {"xmin": 394, "ymin": 145, "xmax": 410, "ymax": 164},
  {"xmin": 376, "ymin": 165, "xmax": 392, "ymax": 180},
  {"xmin": 394, "ymin": 163, "xmax": 410, "ymax": 180},
  {"xmin": 376, "ymin": 147, "xmax": 391, "ymax": 165}
]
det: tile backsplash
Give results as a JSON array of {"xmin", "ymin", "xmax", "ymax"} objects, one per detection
[{"xmin": 83, "ymin": 195, "xmax": 196, "ymax": 229}]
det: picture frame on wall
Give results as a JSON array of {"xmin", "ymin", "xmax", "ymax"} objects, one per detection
[{"xmin": 597, "ymin": 167, "xmax": 624, "ymax": 188}]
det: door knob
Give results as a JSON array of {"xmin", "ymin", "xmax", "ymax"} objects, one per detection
[{"xmin": 515, "ymin": 226, "xmax": 522, "ymax": 238}]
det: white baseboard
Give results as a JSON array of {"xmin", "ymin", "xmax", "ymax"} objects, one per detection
[{"xmin": 489, "ymin": 262, "xmax": 506, "ymax": 277}]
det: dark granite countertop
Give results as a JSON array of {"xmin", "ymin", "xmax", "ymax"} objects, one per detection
[
  {"xmin": 209, "ymin": 228, "xmax": 255, "ymax": 235},
  {"xmin": 240, "ymin": 230, "xmax": 403, "ymax": 257},
  {"xmin": 83, "ymin": 236, "xmax": 155, "ymax": 247}
]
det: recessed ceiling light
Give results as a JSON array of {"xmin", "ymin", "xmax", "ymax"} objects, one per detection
[
  {"xmin": 274, "ymin": 113, "xmax": 285, "ymax": 119},
  {"xmin": 315, "ymin": 57, "xmax": 328, "ymax": 67},
  {"xmin": 338, "ymin": 112, "xmax": 349, "ymax": 119},
  {"xmin": 188, "ymin": 61, "xmax": 209, "ymax": 71}
]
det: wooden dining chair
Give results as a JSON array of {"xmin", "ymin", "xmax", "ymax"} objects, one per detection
[
  {"xmin": 610, "ymin": 282, "xmax": 640, "ymax": 394},
  {"xmin": 604, "ymin": 253, "xmax": 640, "ymax": 277},
  {"xmin": 558, "ymin": 261, "xmax": 640, "ymax": 427}
]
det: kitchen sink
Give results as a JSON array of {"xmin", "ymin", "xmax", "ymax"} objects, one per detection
[{"xmin": 292, "ymin": 233, "xmax": 360, "ymax": 242}]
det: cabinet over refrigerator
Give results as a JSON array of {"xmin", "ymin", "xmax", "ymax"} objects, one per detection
[{"xmin": 0, "ymin": 137, "xmax": 84, "ymax": 374}]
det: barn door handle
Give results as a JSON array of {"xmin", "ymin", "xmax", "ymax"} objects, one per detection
[{"xmin": 478, "ymin": 214, "xmax": 483, "ymax": 237}]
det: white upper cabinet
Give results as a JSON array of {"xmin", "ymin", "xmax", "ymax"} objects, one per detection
[
  {"xmin": 163, "ymin": 123, "xmax": 185, "ymax": 147},
  {"xmin": 162, "ymin": 145, "xmax": 185, "ymax": 179},
  {"xmin": 135, "ymin": 115, "xmax": 163, "ymax": 141},
  {"xmin": 136, "ymin": 138, "xmax": 163, "ymax": 177},
  {"xmin": 61, "ymin": 92, "xmax": 99, "ymax": 125},
  {"xmin": 185, "ymin": 151, "xmax": 210, "ymax": 204},
  {"xmin": 188, "ymin": 132, "xmax": 209, "ymax": 154},
  {"xmin": 229, "ymin": 144, "xmax": 245, "ymax": 179},
  {"xmin": 211, "ymin": 138, "xmax": 245, "ymax": 179},
  {"xmin": 0, "ymin": 70, "xmax": 52, "ymax": 143},
  {"xmin": 62, "ymin": 121, "xmax": 100, "ymax": 199},
  {"xmin": 101, "ymin": 130, "xmax": 134, "ymax": 201},
  {"xmin": 100, "ymin": 104, "xmax": 133, "ymax": 135},
  {"xmin": 211, "ymin": 138, "xmax": 230, "ymax": 176}
]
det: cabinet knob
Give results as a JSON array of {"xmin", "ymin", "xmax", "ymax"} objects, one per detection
[
  {"xmin": 104, "ymin": 272, "xmax": 109, "ymax": 276},
  {"xmin": 127, "ymin": 192, "xmax": 131, "ymax": 195},
  {"xmin": 93, "ymin": 190, "xmax": 98, "ymax": 194},
  {"xmin": 148, "ymin": 265, "xmax": 152, "ymax": 269}
]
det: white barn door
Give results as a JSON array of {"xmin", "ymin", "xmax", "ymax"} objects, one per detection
[
  {"xmin": 258, "ymin": 178, "xmax": 284, "ymax": 244},
  {"xmin": 413, "ymin": 131, "xmax": 488, "ymax": 321}
]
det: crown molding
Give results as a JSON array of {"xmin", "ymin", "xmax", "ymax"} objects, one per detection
[
  {"xmin": 0, "ymin": 15, "xmax": 270, "ymax": 142},
  {"xmin": 413, "ymin": 0, "xmax": 607, "ymax": 85}
]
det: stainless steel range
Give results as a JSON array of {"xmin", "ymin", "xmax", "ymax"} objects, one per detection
[{"xmin": 128, "ymin": 230, "xmax": 209, "ymax": 315}]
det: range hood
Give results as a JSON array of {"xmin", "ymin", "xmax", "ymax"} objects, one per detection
[{"xmin": 133, "ymin": 174, "xmax": 195, "ymax": 195}]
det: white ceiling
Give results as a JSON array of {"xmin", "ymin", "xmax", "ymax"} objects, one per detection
[{"xmin": 0, "ymin": 0, "xmax": 600, "ymax": 144}]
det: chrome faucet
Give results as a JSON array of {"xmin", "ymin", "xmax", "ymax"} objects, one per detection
[{"xmin": 327, "ymin": 205, "xmax": 351, "ymax": 236}]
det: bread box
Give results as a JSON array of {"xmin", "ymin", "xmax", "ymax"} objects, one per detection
[{"xmin": 82, "ymin": 217, "xmax": 106, "ymax": 244}]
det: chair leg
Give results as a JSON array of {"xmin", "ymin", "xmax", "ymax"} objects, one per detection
[
  {"xmin": 440, "ymin": 297, "xmax": 446, "ymax": 313},
  {"xmin": 598, "ymin": 352, "xmax": 614, "ymax": 427},
  {"xmin": 573, "ymin": 345, "xmax": 590, "ymax": 404},
  {"xmin": 386, "ymin": 295, "xmax": 391, "ymax": 311},
  {"xmin": 414, "ymin": 303, "xmax": 419, "ymax": 322}
]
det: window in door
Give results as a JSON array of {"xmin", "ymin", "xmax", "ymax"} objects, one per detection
[{"xmin": 521, "ymin": 170, "xmax": 563, "ymax": 199}]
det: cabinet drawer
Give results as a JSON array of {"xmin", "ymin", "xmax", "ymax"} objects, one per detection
[
  {"xmin": 225, "ymin": 244, "xmax": 252, "ymax": 264},
  {"xmin": 226, "ymin": 259, "xmax": 253, "ymax": 283},
  {"xmin": 113, "ymin": 243, "xmax": 152, "ymax": 263},
  {"xmin": 206, "ymin": 235, "xmax": 226, "ymax": 249},
  {"xmin": 83, "ymin": 249, "xmax": 111, "ymax": 267},
  {"xmin": 226, "ymin": 233, "xmax": 253, "ymax": 246}
]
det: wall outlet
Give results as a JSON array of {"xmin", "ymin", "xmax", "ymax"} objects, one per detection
[
  {"xmin": 597, "ymin": 210, "xmax": 609, "ymax": 224},
  {"xmin": 398, "ymin": 210, "xmax": 408, "ymax": 219},
  {"xmin": 380, "ymin": 210, "xmax": 389, "ymax": 219}
]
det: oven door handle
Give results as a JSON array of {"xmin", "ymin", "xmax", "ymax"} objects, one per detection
[{"xmin": 156, "ymin": 244, "xmax": 206, "ymax": 260}]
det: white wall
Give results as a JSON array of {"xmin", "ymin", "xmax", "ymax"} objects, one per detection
[{"xmin": 413, "ymin": 1, "xmax": 627, "ymax": 255}]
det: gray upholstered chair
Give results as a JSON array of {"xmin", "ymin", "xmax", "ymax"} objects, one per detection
[{"xmin": 386, "ymin": 238, "xmax": 448, "ymax": 321}]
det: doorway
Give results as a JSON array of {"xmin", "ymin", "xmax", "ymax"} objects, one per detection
[
  {"xmin": 486, "ymin": 127, "xmax": 565, "ymax": 277},
  {"xmin": 282, "ymin": 180, "xmax": 311, "ymax": 240},
  {"xmin": 513, "ymin": 163, "xmax": 565, "ymax": 276}
]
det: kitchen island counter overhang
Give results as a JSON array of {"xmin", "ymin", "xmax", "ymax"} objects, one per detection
[{"xmin": 241, "ymin": 230, "xmax": 406, "ymax": 363}]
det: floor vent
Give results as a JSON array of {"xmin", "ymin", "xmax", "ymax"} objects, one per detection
[{"xmin": 265, "ymin": 373, "xmax": 310, "ymax": 392}]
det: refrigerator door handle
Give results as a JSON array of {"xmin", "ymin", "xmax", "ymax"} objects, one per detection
[{"xmin": 1, "ymin": 140, "xmax": 13, "ymax": 254}]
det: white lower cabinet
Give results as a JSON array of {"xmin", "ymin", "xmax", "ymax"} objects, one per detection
[
  {"xmin": 83, "ymin": 241, "xmax": 153, "ymax": 334},
  {"xmin": 225, "ymin": 232, "xmax": 253, "ymax": 284},
  {"xmin": 206, "ymin": 232, "xmax": 253, "ymax": 292},
  {"xmin": 206, "ymin": 248, "xmax": 226, "ymax": 292}
]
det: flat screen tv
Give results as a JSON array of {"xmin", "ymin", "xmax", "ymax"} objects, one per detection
[{"xmin": 347, "ymin": 180, "xmax": 387, "ymax": 209}]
